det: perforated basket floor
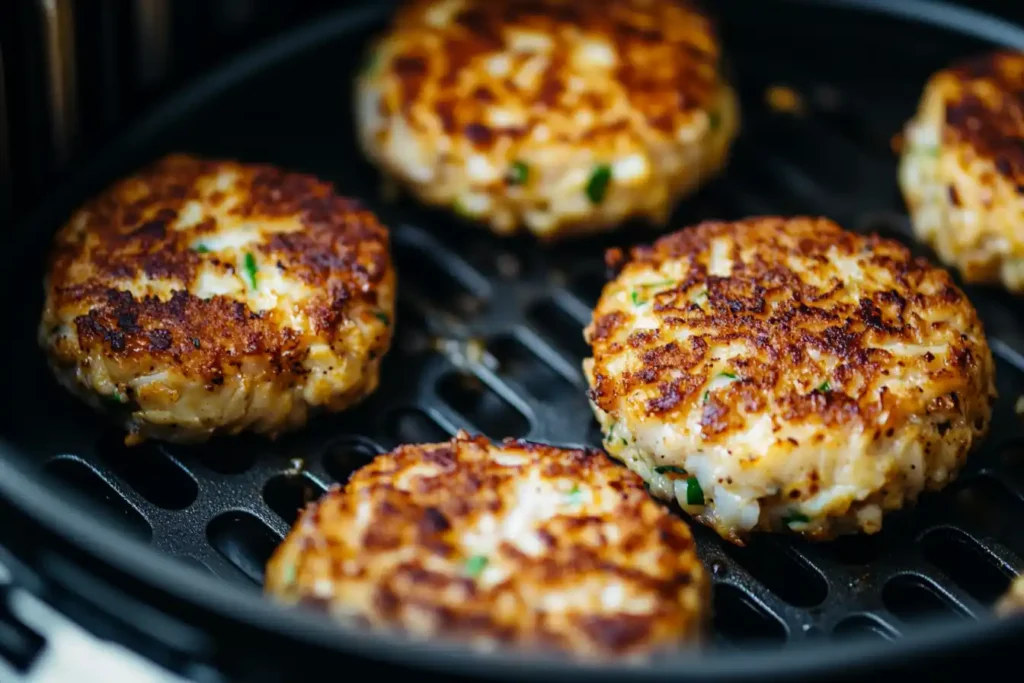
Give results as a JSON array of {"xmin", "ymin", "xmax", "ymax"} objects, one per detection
[{"xmin": 5, "ymin": 0, "xmax": 1024, "ymax": 653}]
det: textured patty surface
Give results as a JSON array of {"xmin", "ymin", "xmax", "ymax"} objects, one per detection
[
  {"xmin": 355, "ymin": 0, "xmax": 739, "ymax": 240},
  {"xmin": 583, "ymin": 216, "xmax": 996, "ymax": 544},
  {"xmin": 39, "ymin": 154, "xmax": 395, "ymax": 445},
  {"xmin": 264, "ymin": 431, "xmax": 708, "ymax": 658},
  {"xmin": 899, "ymin": 50, "xmax": 1024, "ymax": 292}
]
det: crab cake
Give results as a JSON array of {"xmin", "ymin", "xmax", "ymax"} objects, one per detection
[
  {"xmin": 899, "ymin": 51, "xmax": 1024, "ymax": 292},
  {"xmin": 38, "ymin": 154, "xmax": 395, "ymax": 446},
  {"xmin": 996, "ymin": 575, "xmax": 1024, "ymax": 617},
  {"xmin": 583, "ymin": 216, "xmax": 996, "ymax": 544},
  {"xmin": 354, "ymin": 0, "xmax": 739, "ymax": 240},
  {"xmin": 264, "ymin": 431, "xmax": 708, "ymax": 659}
]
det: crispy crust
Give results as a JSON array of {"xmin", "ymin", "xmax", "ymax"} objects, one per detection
[
  {"xmin": 587, "ymin": 217, "xmax": 991, "ymax": 429},
  {"xmin": 898, "ymin": 50, "xmax": 1024, "ymax": 290},
  {"xmin": 356, "ymin": 0, "xmax": 737, "ymax": 238},
  {"xmin": 265, "ymin": 431, "xmax": 709, "ymax": 659},
  {"xmin": 379, "ymin": 0, "xmax": 721, "ymax": 145},
  {"xmin": 941, "ymin": 51, "xmax": 1024, "ymax": 184},
  {"xmin": 39, "ymin": 154, "xmax": 395, "ymax": 444},
  {"xmin": 584, "ymin": 216, "xmax": 996, "ymax": 541}
]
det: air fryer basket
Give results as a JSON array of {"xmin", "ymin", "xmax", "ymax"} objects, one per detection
[{"xmin": 2, "ymin": 0, "xmax": 1024, "ymax": 680}]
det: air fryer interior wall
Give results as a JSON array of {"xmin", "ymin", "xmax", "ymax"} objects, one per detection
[{"xmin": 1, "ymin": 0, "xmax": 1024, "ymax": 679}]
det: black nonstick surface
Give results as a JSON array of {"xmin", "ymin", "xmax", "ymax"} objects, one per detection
[{"xmin": 2, "ymin": 0, "xmax": 1024, "ymax": 679}]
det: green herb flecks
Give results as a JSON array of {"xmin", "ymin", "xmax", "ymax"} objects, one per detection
[
  {"xmin": 374, "ymin": 311, "xmax": 390, "ymax": 325},
  {"xmin": 566, "ymin": 484, "xmax": 585, "ymax": 506},
  {"xmin": 694, "ymin": 290, "xmax": 708, "ymax": 303},
  {"xmin": 783, "ymin": 511, "xmax": 810, "ymax": 527},
  {"xmin": 702, "ymin": 391, "xmax": 710, "ymax": 404},
  {"xmin": 630, "ymin": 279, "xmax": 677, "ymax": 306},
  {"xmin": 654, "ymin": 465, "xmax": 687, "ymax": 476},
  {"xmin": 717, "ymin": 372, "xmax": 737, "ymax": 380},
  {"xmin": 464, "ymin": 555, "xmax": 489, "ymax": 578},
  {"xmin": 685, "ymin": 477, "xmax": 705, "ymax": 506},
  {"xmin": 508, "ymin": 161, "xmax": 529, "ymax": 186},
  {"xmin": 193, "ymin": 244, "xmax": 210, "ymax": 254},
  {"xmin": 109, "ymin": 390, "xmax": 126, "ymax": 404},
  {"xmin": 817, "ymin": 380, "xmax": 831, "ymax": 392},
  {"xmin": 243, "ymin": 252, "xmax": 258, "ymax": 289},
  {"xmin": 585, "ymin": 164, "xmax": 613, "ymax": 204}
]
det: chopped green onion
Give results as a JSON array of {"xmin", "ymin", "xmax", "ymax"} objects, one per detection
[
  {"xmin": 783, "ymin": 511, "xmax": 810, "ymax": 526},
  {"xmin": 585, "ymin": 164, "xmax": 612, "ymax": 204},
  {"xmin": 110, "ymin": 390, "xmax": 125, "ymax": 404},
  {"xmin": 686, "ymin": 477, "xmax": 705, "ymax": 506},
  {"xmin": 702, "ymin": 391, "xmax": 710, "ymax": 404},
  {"xmin": 508, "ymin": 161, "xmax": 529, "ymax": 185},
  {"xmin": 630, "ymin": 280, "xmax": 676, "ymax": 306},
  {"xmin": 817, "ymin": 380, "xmax": 831, "ymax": 392},
  {"xmin": 694, "ymin": 290, "xmax": 708, "ymax": 302},
  {"xmin": 243, "ymin": 252, "xmax": 258, "ymax": 289},
  {"xmin": 374, "ymin": 311, "xmax": 390, "ymax": 325},
  {"xmin": 194, "ymin": 244, "xmax": 210, "ymax": 253},
  {"xmin": 717, "ymin": 372, "xmax": 737, "ymax": 380},
  {"xmin": 654, "ymin": 465, "xmax": 687, "ymax": 475},
  {"xmin": 464, "ymin": 555, "xmax": 489, "ymax": 577},
  {"xmin": 566, "ymin": 484, "xmax": 584, "ymax": 505}
]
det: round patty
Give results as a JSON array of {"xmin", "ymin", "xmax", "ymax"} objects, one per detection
[
  {"xmin": 38, "ymin": 154, "xmax": 396, "ymax": 446},
  {"xmin": 899, "ymin": 50, "xmax": 1024, "ymax": 293},
  {"xmin": 354, "ymin": 0, "xmax": 739, "ymax": 240},
  {"xmin": 583, "ymin": 216, "xmax": 996, "ymax": 544},
  {"xmin": 264, "ymin": 431, "xmax": 708, "ymax": 659}
]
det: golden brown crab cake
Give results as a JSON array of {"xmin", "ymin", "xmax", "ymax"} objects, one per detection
[
  {"xmin": 899, "ymin": 50, "xmax": 1024, "ymax": 292},
  {"xmin": 354, "ymin": 0, "xmax": 739, "ymax": 240},
  {"xmin": 265, "ymin": 431, "xmax": 709, "ymax": 659},
  {"xmin": 38, "ymin": 153, "xmax": 395, "ymax": 446},
  {"xmin": 996, "ymin": 575, "xmax": 1024, "ymax": 617},
  {"xmin": 583, "ymin": 216, "xmax": 996, "ymax": 544}
]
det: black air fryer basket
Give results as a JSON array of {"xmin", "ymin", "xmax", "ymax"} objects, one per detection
[{"xmin": 1, "ymin": 0, "xmax": 1024, "ymax": 680}]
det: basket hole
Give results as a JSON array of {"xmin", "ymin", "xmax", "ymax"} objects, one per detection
[
  {"xmin": 43, "ymin": 458, "xmax": 152, "ymax": 542},
  {"xmin": 526, "ymin": 299, "xmax": 589, "ymax": 361},
  {"xmin": 570, "ymin": 268, "xmax": 607, "ymax": 307},
  {"xmin": 712, "ymin": 583, "xmax": 787, "ymax": 645},
  {"xmin": 263, "ymin": 474, "xmax": 326, "ymax": 527},
  {"xmin": 722, "ymin": 539, "xmax": 828, "ymax": 607},
  {"xmin": 950, "ymin": 477, "xmax": 1024, "ymax": 558},
  {"xmin": 436, "ymin": 372, "xmax": 530, "ymax": 439},
  {"xmin": 831, "ymin": 615, "xmax": 896, "ymax": 641},
  {"xmin": 94, "ymin": 435, "xmax": 197, "ymax": 510},
  {"xmin": 206, "ymin": 511, "xmax": 281, "ymax": 586},
  {"xmin": 394, "ymin": 246, "xmax": 484, "ymax": 316},
  {"xmin": 383, "ymin": 409, "xmax": 451, "ymax": 446},
  {"xmin": 921, "ymin": 528, "xmax": 1011, "ymax": 604},
  {"xmin": 187, "ymin": 438, "xmax": 257, "ymax": 475},
  {"xmin": 489, "ymin": 335, "xmax": 576, "ymax": 403},
  {"xmin": 830, "ymin": 534, "xmax": 883, "ymax": 565},
  {"xmin": 882, "ymin": 575, "xmax": 967, "ymax": 623},
  {"xmin": 322, "ymin": 438, "xmax": 380, "ymax": 483}
]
